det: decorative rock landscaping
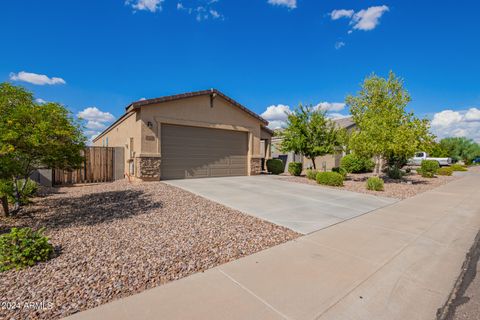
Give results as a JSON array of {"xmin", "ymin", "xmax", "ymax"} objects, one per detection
[
  {"xmin": 281, "ymin": 169, "xmax": 464, "ymax": 199},
  {"xmin": 0, "ymin": 180, "xmax": 299, "ymax": 320}
]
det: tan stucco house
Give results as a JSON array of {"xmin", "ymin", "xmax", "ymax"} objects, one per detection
[{"xmin": 92, "ymin": 89, "xmax": 272, "ymax": 181}]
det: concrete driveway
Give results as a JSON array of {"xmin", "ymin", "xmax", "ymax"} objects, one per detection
[{"xmin": 165, "ymin": 175, "xmax": 397, "ymax": 234}]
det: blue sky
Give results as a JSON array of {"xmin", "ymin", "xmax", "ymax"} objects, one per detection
[{"xmin": 2, "ymin": 0, "xmax": 480, "ymax": 141}]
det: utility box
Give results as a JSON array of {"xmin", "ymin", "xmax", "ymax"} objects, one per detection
[{"xmin": 113, "ymin": 147, "xmax": 125, "ymax": 180}]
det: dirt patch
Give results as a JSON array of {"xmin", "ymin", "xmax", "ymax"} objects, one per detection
[{"xmin": 0, "ymin": 180, "xmax": 299, "ymax": 319}]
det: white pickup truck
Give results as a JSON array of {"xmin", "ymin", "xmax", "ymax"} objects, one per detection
[{"xmin": 408, "ymin": 152, "xmax": 452, "ymax": 166}]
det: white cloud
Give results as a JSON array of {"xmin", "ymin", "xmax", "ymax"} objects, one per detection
[
  {"xmin": 330, "ymin": 5, "xmax": 389, "ymax": 33},
  {"xmin": 334, "ymin": 41, "xmax": 345, "ymax": 50},
  {"xmin": 351, "ymin": 5, "xmax": 389, "ymax": 31},
  {"xmin": 431, "ymin": 110, "xmax": 463, "ymax": 127},
  {"xmin": 465, "ymin": 108, "xmax": 480, "ymax": 122},
  {"xmin": 85, "ymin": 120, "xmax": 107, "ymax": 131},
  {"xmin": 126, "ymin": 0, "xmax": 164, "ymax": 12},
  {"xmin": 77, "ymin": 107, "xmax": 115, "ymax": 142},
  {"xmin": 177, "ymin": 2, "xmax": 223, "ymax": 21},
  {"xmin": 9, "ymin": 71, "xmax": 66, "ymax": 86},
  {"xmin": 328, "ymin": 113, "xmax": 350, "ymax": 119},
  {"xmin": 431, "ymin": 108, "xmax": 480, "ymax": 142},
  {"xmin": 138, "ymin": 97, "xmax": 147, "ymax": 101},
  {"xmin": 314, "ymin": 102, "xmax": 346, "ymax": 112},
  {"xmin": 78, "ymin": 107, "xmax": 115, "ymax": 123},
  {"xmin": 330, "ymin": 9, "xmax": 354, "ymax": 20},
  {"xmin": 209, "ymin": 9, "xmax": 221, "ymax": 19},
  {"xmin": 261, "ymin": 104, "xmax": 291, "ymax": 129},
  {"xmin": 35, "ymin": 98, "xmax": 47, "ymax": 104},
  {"xmin": 261, "ymin": 104, "xmax": 291, "ymax": 121},
  {"xmin": 267, "ymin": 0, "xmax": 296, "ymax": 9}
]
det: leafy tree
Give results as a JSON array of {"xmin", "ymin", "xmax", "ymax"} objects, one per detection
[
  {"xmin": 346, "ymin": 72, "xmax": 434, "ymax": 175},
  {"xmin": 337, "ymin": 127, "xmax": 352, "ymax": 155},
  {"xmin": 0, "ymin": 83, "xmax": 86, "ymax": 214},
  {"xmin": 428, "ymin": 141, "xmax": 450, "ymax": 158},
  {"xmin": 280, "ymin": 104, "xmax": 341, "ymax": 170},
  {"xmin": 436, "ymin": 137, "xmax": 480, "ymax": 163}
]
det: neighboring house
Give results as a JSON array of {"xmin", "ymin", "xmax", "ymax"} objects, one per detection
[
  {"xmin": 93, "ymin": 89, "xmax": 272, "ymax": 180},
  {"xmin": 271, "ymin": 117, "xmax": 356, "ymax": 172}
]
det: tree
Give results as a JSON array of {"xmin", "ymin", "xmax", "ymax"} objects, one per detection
[
  {"xmin": 436, "ymin": 137, "xmax": 480, "ymax": 163},
  {"xmin": 346, "ymin": 72, "xmax": 434, "ymax": 175},
  {"xmin": 0, "ymin": 83, "xmax": 86, "ymax": 214},
  {"xmin": 280, "ymin": 104, "xmax": 341, "ymax": 170}
]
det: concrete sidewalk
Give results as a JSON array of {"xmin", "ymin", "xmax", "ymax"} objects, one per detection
[{"xmin": 67, "ymin": 171, "xmax": 480, "ymax": 320}]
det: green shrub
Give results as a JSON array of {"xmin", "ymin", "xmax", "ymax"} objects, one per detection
[
  {"xmin": 386, "ymin": 166, "xmax": 404, "ymax": 179},
  {"xmin": 451, "ymin": 164, "xmax": 468, "ymax": 171},
  {"xmin": 420, "ymin": 160, "xmax": 440, "ymax": 178},
  {"xmin": 437, "ymin": 167, "xmax": 453, "ymax": 176},
  {"xmin": 366, "ymin": 177, "xmax": 384, "ymax": 191},
  {"xmin": 306, "ymin": 169, "xmax": 317, "ymax": 180},
  {"xmin": 288, "ymin": 162, "xmax": 302, "ymax": 176},
  {"xmin": 316, "ymin": 172, "xmax": 344, "ymax": 186},
  {"xmin": 0, "ymin": 227, "xmax": 54, "ymax": 272},
  {"xmin": 332, "ymin": 167, "xmax": 347, "ymax": 178},
  {"xmin": 0, "ymin": 179, "xmax": 38, "ymax": 205},
  {"xmin": 266, "ymin": 159, "xmax": 285, "ymax": 175},
  {"xmin": 340, "ymin": 154, "xmax": 375, "ymax": 173}
]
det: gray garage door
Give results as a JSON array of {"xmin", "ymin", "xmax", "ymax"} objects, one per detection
[{"xmin": 161, "ymin": 124, "xmax": 248, "ymax": 180}]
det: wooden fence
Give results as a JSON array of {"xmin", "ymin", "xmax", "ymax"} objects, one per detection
[{"xmin": 53, "ymin": 147, "xmax": 115, "ymax": 185}]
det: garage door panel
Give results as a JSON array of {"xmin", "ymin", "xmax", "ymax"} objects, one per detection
[
  {"xmin": 162, "ymin": 144, "xmax": 245, "ymax": 158},
  {"xmin": 161, "ymin": 124, "xmax": 248, "ymax": 180}
]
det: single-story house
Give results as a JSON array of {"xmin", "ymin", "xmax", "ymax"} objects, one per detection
[
  {"xmin": 271, "ymin": 117, "xmax": 356, "ymax": 172},
  {"xmin": 93, "ymin": 89, "xmax": 273, "ymax": 181}
]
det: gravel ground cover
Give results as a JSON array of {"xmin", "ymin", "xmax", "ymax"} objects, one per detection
[
  {"xmin": 0, "ymin": 180, "xmax": 299, "ymax": 320},
  {"xmin": 280, "ymin": 168, "xmax": 464, "ymax": 199}
]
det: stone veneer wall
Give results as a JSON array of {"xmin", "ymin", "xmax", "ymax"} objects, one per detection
[
  {"xmin": 136, "ymin": 157, "xmax": 161, "ymax": 180},
  {"xmin": 250, "ymin": 158, "xmax": 262, "ymax": 175}
]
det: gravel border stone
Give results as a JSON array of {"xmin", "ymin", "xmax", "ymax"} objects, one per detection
[{"xmin": 0, "ymin": 180, "xmax": 299, "ymax": 320}]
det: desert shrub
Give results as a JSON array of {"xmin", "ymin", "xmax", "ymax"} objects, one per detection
[
  {"xmin": 306, "ymin": 169, "xmax": 317, "ymax": 180},
  {"xmin": 340, "ymin": 154, "xmax": 375, "ymax": 173},
  {"xmin": 332, "ymin": 167, "xmax": 347, "ymax": 178},
  {"xmin": 0, "ymin": 227, "xmax": 54, "ymax": 272},
  {"xmin": 437, "ymin": 167, "xmax": 453, "ymax": 176},
  {"xmin": 266, "ymin": 159, "xmax": 285, "ymax": 175},
  {"xmin": 366, "ymin": 177, "xmax": 384, "ymax": 191},
  {"xmin": 450, "ymin": 164, "xmax": 468, "ymax": 171},
  {"xmin": 386, "ymin": 166, "xmax": 404, "ymax": 179},
  {"xmin": 0, "ymin": 179, "xmax": 38, "ymax": 205},
  {"xmin": 288, "ymin": 162, "xmax": 303, "ymax": 176},
  {"xmin": 420, "ymin": 160, "xmax": 440, "ymax": 178},
  {"xmin": 316, "ymin": 172, "xmax": 344, "ymax": 186}
]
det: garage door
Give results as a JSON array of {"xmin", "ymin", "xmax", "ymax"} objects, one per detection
[{"xmin": 161, "ymin": 124, "xmax": 248, "ymax": 180}]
